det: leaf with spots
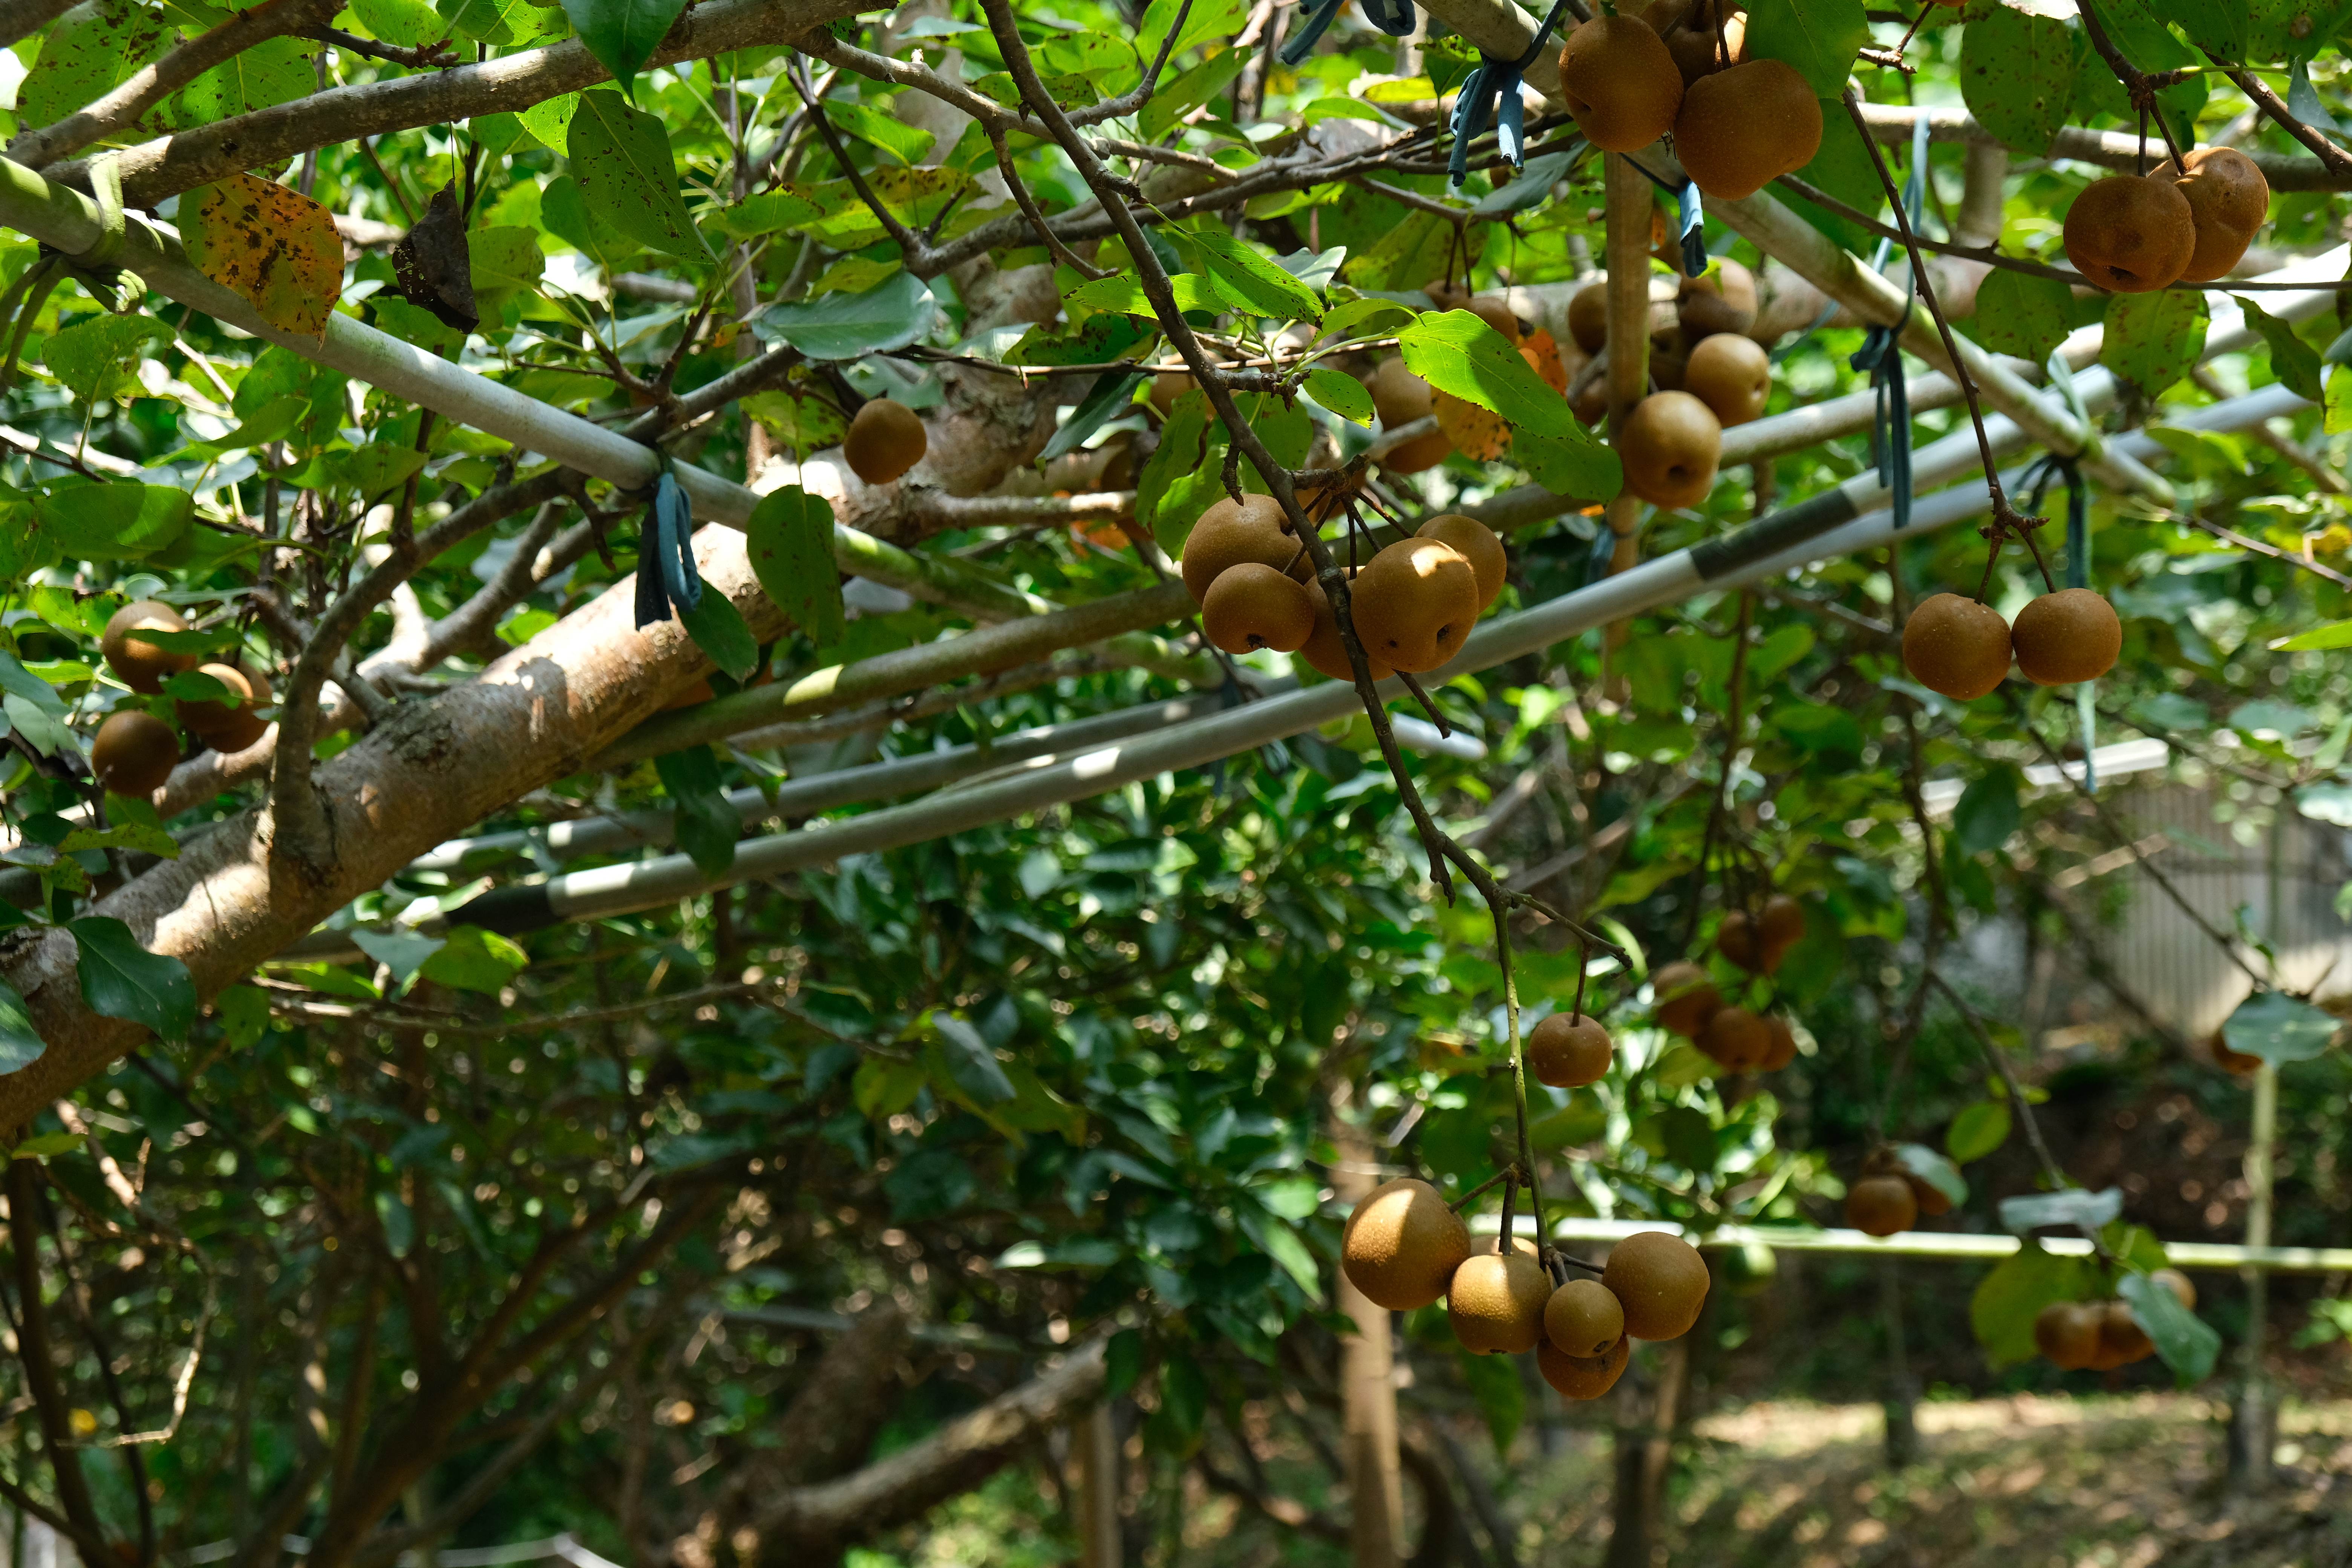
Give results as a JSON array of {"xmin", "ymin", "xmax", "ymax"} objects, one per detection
[
  {"xmin": 567, "ymin": 87, "xmax": 710, "ymax": 261},
  {"xmin": 1961, "ymin": 3, "xmax": 2082, "ymax": 156},
  {"xmin": 181, "ymin": 173, "xmax": 345, "ymax": 340}
]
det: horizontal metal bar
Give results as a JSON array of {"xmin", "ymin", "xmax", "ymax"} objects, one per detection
[{"xmin": 1517, "ymin": 1215, "xmax": 2352, "ymax": 1274}]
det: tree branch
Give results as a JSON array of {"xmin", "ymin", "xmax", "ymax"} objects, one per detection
[
  {"xmin": 9, "ymin": 0, "xmax": 338, "ymax": 170},
  {"xmin": 270, "ymin": 469, "xmax": 570, "ymax": 873},
  {"xmin": 750, "ymin": 1339, "xmax": 1109, "ymax": 1550},
  {"xmin": 2216, "ymin": 60, "xmax": 2352, "ymax": 181}
]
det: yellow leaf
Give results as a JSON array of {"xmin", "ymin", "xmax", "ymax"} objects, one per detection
[
  {"xmin": 182, "ymin": 173, "xmax": 344, "ymax": 341},
  {"xmin": 68, "ymin": 1407, "xmax": 97, "ymax": 1436}
]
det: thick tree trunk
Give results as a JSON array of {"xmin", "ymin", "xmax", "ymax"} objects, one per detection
[{"xmin": 0, "ymin": 529, "xmax": 787, "ymax": 1133}]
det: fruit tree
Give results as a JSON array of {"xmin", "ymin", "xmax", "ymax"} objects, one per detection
[{"xmin": 0, "ymin": 0, "xmax": 2346, "ymax": 1559}]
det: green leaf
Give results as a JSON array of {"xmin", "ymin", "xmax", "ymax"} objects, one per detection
[
  {"xmin": 1971, "ymin": 1240, "xmax": 2093, "ymax": 1368},
  {"xmin": 2237, "ymin": 294, "xmax": 2325, "ymax": 401},
  {"xmin": 2222, "ymin": 988, "xmax": 2341, "ymax": 1066},
  {"xmin": 41, "ymin": 314, "xmax": 165, "ymax": 404},
  {"xmin": 1515, "ymin": 426, "xmax": 1623, "ymax": 500},
  {"xmin": 539, "ymin": 173, "xmax": 636, "ymax": 274},
  {"xmin": 1743, "ymin": 0, "xmax": 1868, "ymax": 98},
  {"xmin": 821, "ymin": 99, "xmax": 936, "ymax": 167},
  {"xmin": 469, "ymin": 225, "xmax": 545, "ymax": 304},
  {"xmin": 1150, "ymin": 1355, "xmax": 1209, "ymax": 1453},
  {"xmin": 322, "ymin": 443, "xmax": 430, "ymax": 501},
  {"xmin": 35, "ymin": 484, "xmax": 193, "ymax": 561},
  {"xmin": 678, "ymin": 590, "xmax": 758, "ymax": 684},
  {"xmin": 854, "ymin": 1055, "xmax": 926, "ymax": 1119},
  {"xmin": 1473, "ymin": 148, "xmax": 1579, "ymax": 216},
  {"xmin": 567, "ymin": 87, "xmax": 710, "ymax": 260},
  {"xmin": 557, "ymin": 0, "xmax": 685, "ymax": 100},
  {"xmin": 0, "ymin": 981, "xmax": 45, "ymax": 1074},
  {"xmin": 1177, "ymin": 228, "xmax": 1323, "ymax": 322},
  {"xmin": 2119, "ymin": 1271, "xmax": 2221, "ymax": 1385},
  {"xmin": 212, "ymin": 983, "xmax": 271, "ymax": 1049},
  {"xmin": 756, "ymin": 271, "xmax": 934, "ymax": 360},
  {"xmin": 518, "ymin": 90, "xmax": 579, "ymax": 154},
  {"xmin": 2329, "ymin": 362, "xmax": 2352, "ymax": 434},
  {"xmin": 1946, "ymin": 1099, "xmax": 2012, "ymax": 1163},
  {"xmin": 1972, "ymin": 269, "xmax": 2074, "ymax": 364},
  {"xmin": 1951, "ymin": 764, "xmax": 2022, "ymax": 854},
  {"xmin": 701, "ymin": 188, "xmax": 822, "ymax": 243},
  {"xmin": 351, "ymin": 927, "xmax": 447, "ymax": 985},
  {"xmin": 654, "ymin": 746, "xmax": 741, "ymax": 878},
  {"xmin": 933, "ymin": 1015, "xmax": 1016, "ymax": 1104},
  {"xmin": 1455, "ymin": 1346, "xmax": 1525, "ymax": 1456},
  {"xmin": 1139, "ymin": 46, "xmax": 1248, "ymax": 141},
  {"xmin": 12, "ymin": 1132, "xmax": 83, "ymax": 1159},
  {"xmin": 1302, "ymin": 367, "xmax": 1374, "ymax": 426},
  {"xmin": 2274, "ymin": 615, "xmax": 2352, "ymax": 651},
  {"xmin": 437, "ymin": 0, "xmax": 564, "ymax": 45},
  {"xmin": 2168, "ymin": 0, "xmax": 2250, "ymax": 63},
  {"xmin": 1038, "ymin": 369, "xmax": 1145, "ymax": 462},
  {"xmin": 1397, "ymin": 309, "xmax": 1580, "ymax": 438},
  {"xmin": 1238, "ymin": 1208, "xmax": 1322, "ymax": 1302},
  {"xmin": 176, "ymin": 33, "xmax": 313, "ymax": 124},
  {"xmin": 745, "ymin": 486, "xmax": 844, "ymax": 645},
  {"xmin": 1139, "ymin": 390, "xmax": 1211, "ymax": 546},
  {"xmin": 1893, "ymin": 1143, "xmax": 1968, "ymax": 1206},
  {"xmin": 1064, "ymin": 272, "xmax": 1227, "ymax": 317},
  {"xmin": 351, "ymin": 0, "xmax": 444, "ymax": 47},
  {"xmin": 1961, "ymin": 4, "xmax": 2082, "ymax": 156},
  {"xmin": 0, "ymin": 651, "xmax": 69, "ymax": 718},
  {"xmin": 1105, "ymin": 1329, "xmax": 1145, "ymax": 1398},
  {"xmin": 416, "ymin": 925, "xmax": 528, "ymax": 994},
  {"xmin": 68, "ymin": 916, "xmax": 195, "ymax": 1041},
  {"xmin": 20, "ymin": 0, "xmax": 171, "ymax": 130},
  {"xmin": 2102, "ymin": 290, "xmax": 2209, "ymax": 394},
  {"xmin": 1340, "ymin": 208, "xmax": 1455, "ymax": 292}
]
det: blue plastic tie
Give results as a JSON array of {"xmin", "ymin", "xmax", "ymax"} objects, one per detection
[
  {"xmin": 1845, "ymin": 114, "xmax": 1935, "ymax": 529},
  {"xmin": 1446, "ymin": 0, "xmax": 1575, "ymax": 188},
  {"xmin": 1362, "ymin": 0, "xmax": 1416, "ymax": 35},
  {"xmin": 1277, "ymin": 0, "xmax": 1346, "ymax": 65},
  {"xmin": 633, "ymin": 465, "xmax": 704, "ymax": 628}
]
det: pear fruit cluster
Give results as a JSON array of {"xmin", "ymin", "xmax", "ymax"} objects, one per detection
[
  {"xmin": 1651, "ymin": 945, "xmax": 1802, "ymax": 1073},
  {"xmin": 1568, "ymin": 253, "xmax": 1772, "ymax": 510},
  {"xmin": 1902, "ymin": 587, "xmax": 2122, "ymax": 701},
  {"xmin": 95, "ymin": 600, "xmax": 276, "ymax": 790},
  {"xmin": 1843, "ymin": 1147, "xmax": 1954, "ymax": 1238},
  {"xmin": 1341, "ymin": 1187, "xmax": 1709, "ymax": 1401},
  {"xmin": 1181, "ymin": 495, "xmax": 1315, "ymax": 657},
  {"xmin": 2063, "ymin": 149, "xmax": 2269, "ymax": 292},
  {"xmin": 2033, "ymin": 1271, "xmax": 2193, "ymax": 1370}
]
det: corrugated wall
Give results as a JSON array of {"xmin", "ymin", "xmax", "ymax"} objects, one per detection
[{"xmin": 2063, "ymin": 780, "xmax": 2352, "ymax": 1037}]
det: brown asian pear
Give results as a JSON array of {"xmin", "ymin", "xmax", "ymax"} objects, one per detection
[
  {"xmin": 1557, "ymin": 14, "xmax": 1685, "ymax": 153},
  {"xmin": 1201, "ymin": 564, "xmax": 1315, "ymax": 655},
  {"xmin": 1341, "ymin": 1178, "xmax": 1472, "ymax": 1311},
  {"xmin": 2062, "ymin": 175, "xmax": 2196, "ymax": 294},
  {"xmin": 102, "ymin": 600, "xmax": 193, "ymax": 694},
  {"xmin": 1347, "ymin": 537, "xmax": 1482, "ymax": 674},
  {"xmin": 1529, "ymin": 1012, "xmax": 1614, "ymax": 1088},
  {"xmin": 2009, "ymin": 588, "xmax": 2121, "ymax": 686},
  {"xmin": 1684, "ymin": 331, "xmax": 1772, "ymax": 427},
  {"xmin": 1618, "ymin": 390, "xmax": 1722, "ymax": 509},
  {"xmin": 1600, "ymin": 1231, "xmax": 1710, "ymax": 1340},
  {"xmin": 1179, "ymin": 494, "xmax": 1301, "ymax": 603},
  {"xmin": 1447, "ymin": 1250, "xmax": 1551, "ymax": 1354},
  {"xmin": 1674, "ymin": 60, "xmax": 1821, "ymax": 200},
  {"xmin": 1901, "ymin": 593, "xmax": 2012, "ymax": 701},
  {"xmin": 842, "ymin": 398, "xmax": 928, "ymax": 485},
  {"xmin": 90, "ymin": 709, "xmax": 179, "ymax": 798}
]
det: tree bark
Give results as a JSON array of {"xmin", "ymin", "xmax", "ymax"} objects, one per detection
[{"xmin": 0, "ymin": 527, "xmax": 786, "ymax": 1132}]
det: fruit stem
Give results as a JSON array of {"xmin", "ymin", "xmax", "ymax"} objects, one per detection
[
  {"xmin": 1571, "ymin": 940, "xmax": 1590, "ymax": 1025},
  {"xmin": 1972, "ymin": 526, "xmax": 2004, "ymax": 603},
  {"xmin": 2015, "ymin": 512, "xmax": 2059, "ymax": 593},
  {"xmin": 1490, "ymin": 893, "xmax": 1558, "ymax": 1269},
  {"xmin": 1840, "ymin": 89, "xmax": 2023, "ymax": 541},
  {"xmin": 2076, "ymin": 0, "xmax": 2191, "ymax": 174},
  {"xmin": 1448, "ymin": 1165, "xmax": 1517, "ymax": 1213}
]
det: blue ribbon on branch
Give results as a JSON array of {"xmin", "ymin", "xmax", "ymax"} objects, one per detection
[
  {"xmin": 632, "ymin": 459, "xmax": 704, "ymax": 629},
  {"xmin": 1847, "ymin": 113, "xmax": 1935, "ymax": 530},
  {"xmin": 1446, "ymin": 0, "xmax": 1579, "ymax": 189}
]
